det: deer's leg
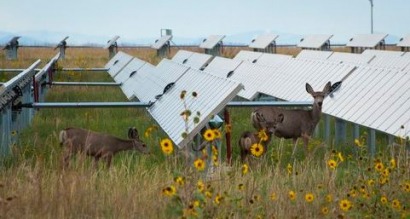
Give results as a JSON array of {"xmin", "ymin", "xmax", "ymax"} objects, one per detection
[
  {"xmin": 62, "ymin": 148, "xmax": 73, "ymax": 169},
  {"xmin": 102, "ymin": 152, "xmax": 113, "ymax": 168},
  {"xmin": 92, "ymin": 156, "xmax": 100, "ymax": 169},
  {"xmin": 301, "ymin": 133, "xmax": 311, "ymax": 155}
]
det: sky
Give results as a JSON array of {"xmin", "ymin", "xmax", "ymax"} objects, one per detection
[{"xmin": 0, "ymin": 0, "xmax": 409, "ymax": 45}]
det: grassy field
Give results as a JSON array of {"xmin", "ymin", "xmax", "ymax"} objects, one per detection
[{"xmin": 0, "ymin": 47, "xmax": 409, "ymax": 218}]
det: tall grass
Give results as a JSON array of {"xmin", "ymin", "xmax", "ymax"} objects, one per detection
[{"xmin": 0, "ymin": 47, "xmax": 409, "ymax": 218}]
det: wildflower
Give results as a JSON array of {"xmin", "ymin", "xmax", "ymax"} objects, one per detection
[
  {"xmin": 326, "ymin": 194, "xmax": 333, "ymax": 203},
  {"xmin": 321, "ymin": 207, "xmax": 329, "ymax": 215},
  {"xmin": 305, "ymin": 193, "xmax": 314, "ymax": 203},
  {"xmin": 390, "ymin": 158, "xmax": 396, "ymax": 169},
  {"xmin": 339, "ymin": 199, "xmax": 352, "ymax": 211},
  {"xmin": 238, "ymin": 183, "xmax": 245, "ymax": 191},
  {"xmin": 374, "ymin": 161, "xmax": 384, "ymax": 172},
  {"xmin": 205, "ymin": 191, "xmax": 212, "ymax": 198},
  {"xmin": 392, "ymin": 199, "xmax": 401, "ymax": 209},
  {"xmin": 242, "ymin": 164, "xmax": 249, "ymax": 175},
  {"xmin": 288, "ymin": 190, "xmax": 296, "ymax": 201},
  {"xmin": 403, "ymin": 182, "xmax": 410, "ymax": 192},
  {"xmin": 257, "ymin": 129, "xmax": 269, "ymax": 142},
  {"xmin": 337, "ymin": 152, "xmax": 344, "ymax": 162},
  {"xmin": 174, "ymin": 176, "xmax": 185, "ymax": 186},
  {"xmin": 162, "ymin": 186, "xmax": 176, "ymax": 197},
  {"xmin": 213, "ymin": 129, "xmax": 222, "ymax": 139},
  {"xmin": 367, "ymin": 179, "xmax": 375, "ymax": 186},
  {"xmin": 354, "ymin": 138, "xmax": 364, "ymax": 147},
  {"xmin": 160, "ymin": 138, "xmax": 174, "ymax": 155},
  {"xmin": 250, "ymin": 143, "xmax": 264, "ymax": 157},
  {"xmin": 328, "ymin": 159, "xmax": 337, "ymax": 170},
  {"xmin": 379, "ymin": 177, "xmax": 389, "ymax": 185},
  {"xmin": 212, "ymin": 145, "xmax": 218, "ymax": 154},
  {"xmin": 214, "ymin": 193, "xmax": 223, "ymax": 205},
  {"xmin": 194, "ymin": 159, "xmax": 206, "ymax": 171},
  {"xmin": 270, "ymin": 192, "xmax": 277, "ymax": 201},
  {"xmin": 380, "ymin": 196, "xmax": 388, "ymax": 204},
  {"xmin": 203, "ymin": 129, "xmax": 215, "ymax": 142},
  {"xmin": 382, "ymin": 168, "xmax": 390, "ymax": 177},
  {"xmin": 212, "ymin": 155, "xmax": 219, "ymax": 166},
  {"xmin": 180, "ymin": 90, "xmax": 187, "ymax": 99},
  {"xmin": 287, "ymin": 163, "xmax": 292, "ymax": 175},
  {"xmin": 349, "ymin": 189, "xmax": 357, "ymax": 198},
  {"xmin": 197, "ymin": 180, "xmax": 205, "ymax": 192}
]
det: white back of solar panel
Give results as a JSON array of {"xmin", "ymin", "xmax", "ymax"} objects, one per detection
[
  {"xmin": 113, "ymin": 58, "xmax": 147, "ymax": 84},
  {"xmin": 296, "ymin": 50, "xmax": 333, "ymax": 60},
  {"xmin": 104, "ymin": 51, "xmax": 134, "ymax": 78},
  {"xmin": 255, "ymin": 53, "xmax": 293, "ymax": 67},
  {"xmin": 397, "ymin": 35, "xmax": 410, "ymax": 47},
  {"xmin": 249, "ymin": 33, "xmax": 278, "ymax": 49},
  {"xmin": 199, "ymin": 35, "xmax": 225, "ymax": 49},
  {"xmin": 346, "ymin": 34, "xmax": 388, "ymax": 48},
  {"xmin": 172, "ymin": 50, "xmax": 194, "ymax": 64},
  {"xmin": 297, "ymin": 34, "xmax": 333, "ymax": 49},
  {"xmin": 203, "ymin": 56, "xmax": 243, "ymax": 79},
  {"xmin": 327, "ymin": 52, "xmax": 374, "ymax": 65},
  {"xmin": 148, "ymin": 68, "xmax": 243, "ymax": 148},
  {"xmin": 152, "ymin": 35, "xmax": 172, "ymax": 49},
  {"xmin": 120, "ymin": 63, "xmax": 155, "ymax": 100},
  {"xmin": 234, "ymin": 50, "xmax": 263, "ymax": 62}
]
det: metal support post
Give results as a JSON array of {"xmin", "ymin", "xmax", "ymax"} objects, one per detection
[
  {"xmin": 368, "ymin": 129, "xmax": 376, "ymax": 156},
  {"xmin": 335, "ymin": 118, "xmax": 347, "ymax": 146}
]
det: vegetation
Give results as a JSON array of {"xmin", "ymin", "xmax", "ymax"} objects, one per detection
[{"xmin": 0, "ymin": 47, "xmax": 408, "ymax": 218}]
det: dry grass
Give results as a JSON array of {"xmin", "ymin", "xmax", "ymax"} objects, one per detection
[{"xmin": 0, "ymin": 47, "xmax": 409, "ymax": 218}]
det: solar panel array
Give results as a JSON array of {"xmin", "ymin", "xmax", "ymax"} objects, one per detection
[
  {"xmin": 249, "ymin": 33, "xmax": 278, "ymax": 49},
  {"xmin": 104, "ymin": 51, "xmax": 134, "ymax": 77},
  {"xmin": 346, "ymin": 34, "xmax": 388, "ymax": 48},
  {"xmin": 171, "ymin": 50, "xmax": 213, "ymax": 70},
  {"xmin": 297, "ymin": 34, "xmax": 333, "ymax": 49},
  {"xmin": 296, "ymin": 50, "xmax": 333, "ymax": 60},
  {"xmin": 200, "ymin": 35, "xmax": 225, "ymax": 49},
  {"xmin": 323, "ymin": 67, "xmax": 410, "ymax": 138},
  {"xmin": 234, "ymin": 51, "xmax": 263, "ymax": 62}
]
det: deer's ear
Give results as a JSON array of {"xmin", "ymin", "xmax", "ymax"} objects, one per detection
[
  {"xmin": 323, "ymin": 81, "xmax": 332, "ymax": 94},
  {"xmin": 256, "ymin": 112, "xmax": 265, "ymax": 122},
  {"xmin": 277, "ymin": 113, "xmax": 284, "ymax": 123},
  {"xmin": 128, "ymin": 127, "xmax": 139, "ymax": 139},
  {"xmin": 306, "ymin": 83, "xmax": 314, "ymax": 94}
]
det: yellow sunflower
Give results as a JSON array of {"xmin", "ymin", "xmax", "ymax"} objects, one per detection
[
  {"xmin": 327, "ymin": 159, "xmax": 337, "ymax": 170},
  {"xmin": 374, "ymin": 161, "xmax": 384, "ymax": 172},
  {"xmin": 288, "ymin": 190, "xmax": 296, "ymax": 201},
  {"xmin": 287, "ymin": 163, "xmax": 292, "ymax": 175},
  {"xmin": 390, "ymin": 158, "xmax": 396, "ymax": 169},
  {"xmin": 339, "ymin": 199, "xmax": 352, "ymax": 211},
  {"xmin": 162, "ymin": 185, "xmax": 176, "ymax": 197},
  {"xmin": 197, "ymin": 180, "xmax": 205, "ymax": 192},
  {"xmin": 238, "ymin": 183, "xmax": 245, "ymax": 191},
  {"xmin": 392, "ymin": 199, "xmax": 401, "ymax": 209},
  {"xmin": 321, "ymin": 207, "xmax": 329, "ymax": 215},
  {"xmin": 257, "ymin": 129, "xmax": 269, "ymax": 142},
  {"xmin": 326, "ymin": 194, "xmax": 333, "ymax": 203},
  {"xmin": 194, "ymin": 158, "xmax": 206, "ymax": 171},
  {"xmin": 174, "ymin": 176, "xmax": 185, "ymax": 186},
  {"xmin": 250, "ymin": 143, "xmax": 264, "ymax": 157},
  {"xmin": 380, "ymin": 196, "xmax": 388, "ymax": 204},
  {"xmin": 214, "ymin": 193, "xmax": 223, "ymax": 205},
  {"xmin": 305, "ymin": 193, "xmax": 314, "ymax": 203},
  {"xmin": 203, "ymin": 129, "xmax": 215, "ymax": 142},
  {"xmin": 403, "ymin": 182, "xmax": 410, "ymax": 192},
  {"xmin": 213, "ymin": 129, "xmax": 222, "ymax": 139},
  {"xmin": 242, "ymin": 164, "xmax": 249, "ymax": 175},
  {"xmin": 160, "ymin": 138, "xmax": 174, "ymax": 155}
]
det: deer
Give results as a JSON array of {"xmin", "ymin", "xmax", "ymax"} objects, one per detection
[
  {"xmin": 251, "ymin": 82, "xmax": 331, "ymax": 157},
  {"xmin": 239, "ymin": 113, "xmax": 284, "ymax": 163},
  {"xmin": 59, "ymin": 127, "xmax": 149, "ymax": 168}
]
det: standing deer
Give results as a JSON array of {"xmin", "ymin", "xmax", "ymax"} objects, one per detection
[
  {"xmin": 59, "ymin": 127, "xmax": 149, "ymax": 168},
  {"xmin": 239, "ymin": 113, "xmax": 284, "ymax": 162},
  {"xmin": 251, "ymin": 82, "xmax": 331, "ymax": 156}
]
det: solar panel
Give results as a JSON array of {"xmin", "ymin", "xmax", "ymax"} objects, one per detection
[
  {"xmin": 346, "ymin": 34, "xmax": 388, "ymax": 48},
  {"xmin": 104, "ymin": 51, "xmax": 134, "ymax": 78},
  {"xmin": 203, "ymin": 56, "xmax": 243, "ymax": 79},
  {"xmin": 152, "ymin": 35, "xmax": 172, "ymax": 49},
  {"xmin": 234, "ymin": 51, "xmax": 263, "ymax": 62},
  {"xmin": 297, "ymin": 34, "xmax": 333, "ymax": 49},
  {"xmin": 228, "ymin": 62, "xmax": 278, "ymax": 100},
  {"xmin": 132, "ymin": 59, "xmax": 189, "ymax": 102},
  {"xmin": 148, "ymin": 68, "xmax": 243, "ymax": 148},
  {"xmin": 258, "ymin": 59, "xmax": 356, "ymax": 101},
  {"xmin": 3, "ymin": 36, "xmax": 20, "ymax": 49},
  {"xmin": 104, "ymin": 36, "xmax": 120, "ymax": 49},
  {"xmin": 172, "ymin": 50, "xmax": 194, "ymax": 63},
  {"xmin": 181, "ymin": 52, "xmax": 213, "ymax": 70},
  {"xmin": 255, "ymin": 53, "xmax": 293, "ymax": 67},
  {"xmin": 323, "ymin": 67, "xmax": 410, "ymax": 138},
  {"xmin": 249, "ymin": 33, "xmax": 278, "ymax": 49},
  {"xmin": 120, "ymin": 63, "xmax": 155, "ymax": 100},
  {"xmin": 397, "ymin": 35, "xmax": 410, "ymax": 47},
  {"xmin": 114, "ymin": 58, "xmax": 147, "ymax": 84},
  {"xmin": 327, "ymin": 52, "xmax": 374, "ymax": 65},
  {"xmin": 296, "ymin": 50, "xmax": 333, "ymax": 60},
  {"xmin": 368, "ymin": 54, "xmax": 410, "ymax": 71},
  {"xmin": 199, "ymin": 35, "xmax": 225, "ymax": 49}
]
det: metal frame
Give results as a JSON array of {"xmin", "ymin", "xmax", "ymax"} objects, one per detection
[{"xmin": 3, "ymin": 36, "xmax": 20, "ymax": 60}]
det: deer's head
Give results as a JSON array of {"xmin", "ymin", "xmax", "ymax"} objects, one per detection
[
  {"xmin": 128, "ymin": 127, "xmax": 150, "ymax": 154},
  {"xmin": 306, "ymin": 82, "xmax": 331, "ymax": 110},
  {"xmin": 254, "ymin": 112, "xmax": 284, "ymax": 134}
]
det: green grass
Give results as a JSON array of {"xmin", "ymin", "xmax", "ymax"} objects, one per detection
[{"xmin": 0, "ymin": 48, "xmax": 409, "ymax": 218}]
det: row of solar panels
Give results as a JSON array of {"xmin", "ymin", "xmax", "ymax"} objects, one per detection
[{"xmin": 104, "ymin": 48, "xmax": 410, "ymax": 147}]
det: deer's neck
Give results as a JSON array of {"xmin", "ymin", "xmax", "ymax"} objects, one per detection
[
  {"xmin": 113, "ymin": 139, "xmax": 134, "ymax": 153},
  {"xmin": 311, "ymin": 105, "xmax": 322, "ymax": 124}
]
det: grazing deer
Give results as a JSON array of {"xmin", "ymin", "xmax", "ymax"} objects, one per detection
[
  {"xmin": 59, "ymin": 127, "xmax": 149, "ymax": 168},
  {"xmin": 239, "ymin": 113, "xmax": 284, "ymax": 162},
  {"xmin": 251, "ymin": 82, "xmax": 331, "ymax": 156}
]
